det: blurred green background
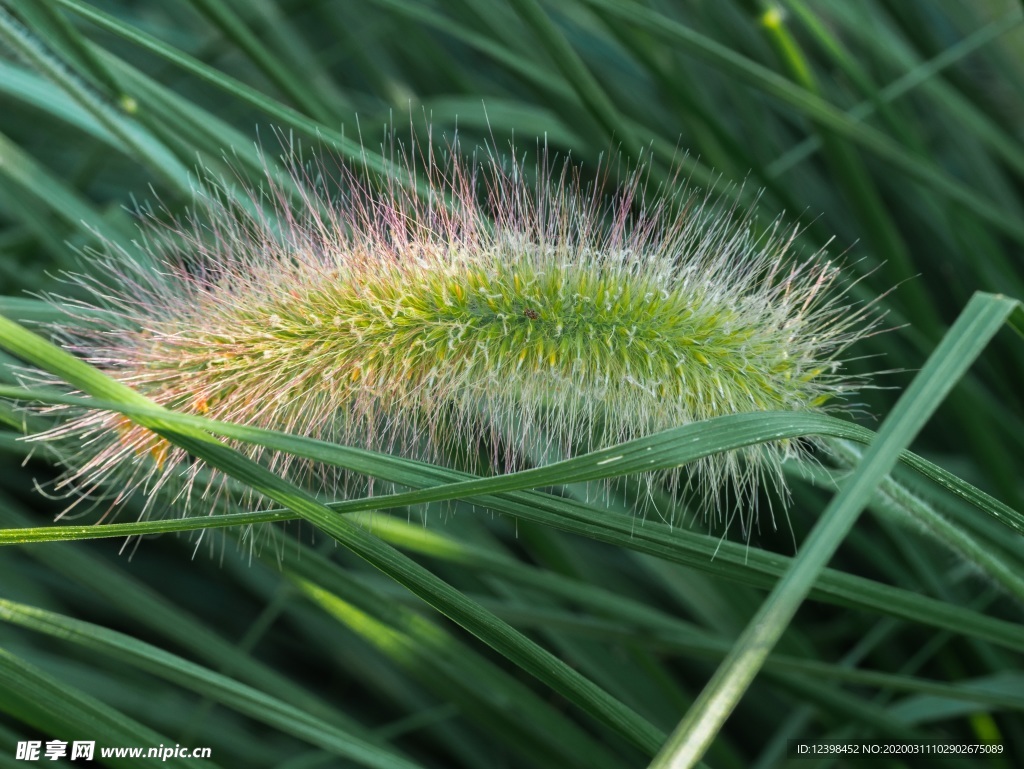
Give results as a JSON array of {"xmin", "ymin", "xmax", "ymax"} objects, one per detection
[{"xmin": 0, "ymin": 1, "xmax": 1022, "ymax": 767}]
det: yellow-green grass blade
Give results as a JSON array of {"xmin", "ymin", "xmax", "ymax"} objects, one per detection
[
  {"xmin": 283, "ymin": 527, "xmax": 1010, "ymax": 740},
  {"xmin": 277, "ymin": 544, "xmax": 633, "ymax": 769},
  {"xmin": 341, "ymin": 512, "xmax": 1024, "ymax": 714}
]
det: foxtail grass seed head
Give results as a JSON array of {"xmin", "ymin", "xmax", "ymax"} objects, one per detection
[{"xmin": 29, "ymin": 138, "xmax": 877, "ymax": 529}]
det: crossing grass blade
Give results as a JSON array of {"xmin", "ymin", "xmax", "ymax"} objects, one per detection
[
  {"xmin": 0, "ymin": 312, "xmax": 667, "ymax": 756},
  {"xmin": 2, "ymin": 303, "xmax": 1023, "ymax": 651},
  {"xmin": 577, "ymin": 0, "xmax": 1024, "ymax": 244},
  {"xmin": 0, "ymin": 493, "xmax": 377, "ymax": 742},
  {"xmin": 649, "ymin": 292, "xmax": 1023, "ymax": 767},
  {"xmin": 2, "ymin": 382, "xmax": 1021, "ymax": 538}
]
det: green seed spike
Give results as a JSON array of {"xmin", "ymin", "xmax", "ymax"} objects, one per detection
[{"xmin": 31, "ymin": 137, "xmax": 878, "ymax": 527}]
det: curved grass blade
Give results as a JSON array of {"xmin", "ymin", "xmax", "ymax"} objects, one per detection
[
  {"xmin": 0, "ymin": 491, "xmax": 379, "ymax": 745},
  {"xmin": 0, "ymin": 313, "xmax": 667, "ymax": 756},
  {"xmin": 2, "ymin": 384, "xmax": 1021, "ymax": 538},
  {"xmin": 278, "ymin": 543, "xmax": 632, "ymax": 769},
  {"xmin": 0, "ymin": 6, "xmax": 192, "ymax": 195},
  {"xmin": 2, "ymin": 385, "xmax": 1023, "ymax": 655}
]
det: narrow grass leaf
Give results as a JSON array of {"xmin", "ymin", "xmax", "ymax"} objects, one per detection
[
  {"xmin": 649, "ymin": 292, "xmax": 1023, "ymax": 768},
  {"xmin": 0, "ymin": 600, "xmax": 426, "ymax": 769},
  {"xmin": 0, "ymin": 313, "xmax": 666, "ymax": 755},
  {"xmin": 0, "ymin": 645, "xmax": 223, "ymax": 769}
]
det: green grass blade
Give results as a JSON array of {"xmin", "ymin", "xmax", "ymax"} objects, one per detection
[
  {"xmin": 504, "ymin": 0, "xmax": 641, "ymax": 158},
  {"xmin": 0, "ymin": 131, "xmax": 117, "ymax": 239},
  {"xmin": 0, "ymin": 599, "xmax": 426, "ymax": 769},
  {"xmin": 0, "ymin": 491, "xmax": 376, "ymax": 743},
  {"xmin": 767, "ymin": 5, "xmax": 1024, "ymax": 176},
  {"xmin": 0, "ymin": 645, "xmax": 225, "ymax": 768},
  {"xmin": 649, "ymin": 291, "xmax": 1022, "ymax": 768},
  {"xmin": 2, "ymin": 386, "xmax": 1022, "ymax": 656},
  {"xmin": 0, "ymin": 313, "xmax": 666, "ymax": 755},
  {"xmin": 3, "ymin": 382, "xmax": 1022, "ymax": 538},
  {"xmin": 578, "ymin": 0, "xmax": 1024, "ymax": 243},
  {"xmin": 352, "ymin": 512, "xmax": 1024, "ymax": 713},
  {"xmin": 830, "ymin": 441, "xmax": 1024, "ymax": 604},
  {"xmin": 0, "ymin": 6, "xmax": 191, "ymax": 195},
  {"xmin": 280, "ymin": 542, "xmax": 632, "ymax": 769},
  {"xmin": 47, "ymin": 0, "xmax": 418, "ymax": 193},
  {"xmin": 183, "ymin": 0, "xmax": 336, "ymax": 122}
]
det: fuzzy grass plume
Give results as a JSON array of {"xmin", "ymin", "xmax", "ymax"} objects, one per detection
[{"xmin": 30, "ymin": 138, "xmax": 876, "ymax": 526}]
